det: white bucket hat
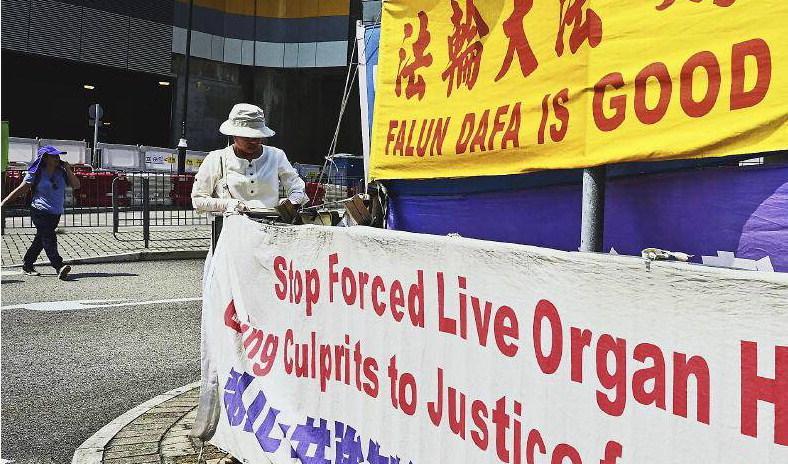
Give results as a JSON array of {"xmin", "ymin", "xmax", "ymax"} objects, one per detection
[{"xmin": 219, "ymin": 103, "xmax": 275, "ymax": 138}]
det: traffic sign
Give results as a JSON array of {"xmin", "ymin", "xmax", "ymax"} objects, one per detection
[{"xmin": 88, "ymin": 103, "xmax": 103, "ymax": 120}]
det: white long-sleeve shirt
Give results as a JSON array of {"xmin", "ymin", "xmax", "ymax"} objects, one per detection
[{"xmin": 191, "ymin": 145, "xmax": 308, "ymax": 213}]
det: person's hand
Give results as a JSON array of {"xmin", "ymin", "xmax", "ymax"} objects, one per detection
[{"xmin": 235, "ymin": 202, "xmax": 249, "ymax": 213}]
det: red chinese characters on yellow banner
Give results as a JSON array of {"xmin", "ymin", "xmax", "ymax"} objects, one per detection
[{"xmin": 370, "ymin": 0, "xmax": 788, "ymax": 180}]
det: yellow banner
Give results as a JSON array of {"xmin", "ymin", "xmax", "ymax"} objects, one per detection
[{"xmin": 370, "ymin": 0, "xmax": 788, "ymax": 180}]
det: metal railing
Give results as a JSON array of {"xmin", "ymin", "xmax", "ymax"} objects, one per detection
[
  {"xmin": 1, "ymin": 169, "xmax": 208, "ymax": 230},
  {"xmin": 111, "ymin": 172, "xmax": 210, "ymax": 248},
  {"xmin": 3, "ymin": 158, "xmax": 366, "ymax": 245}
]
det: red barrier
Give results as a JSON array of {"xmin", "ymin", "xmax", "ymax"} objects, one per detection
[
  {"xmin": 113, "ymin": 174, "xmax": 131, "ymax": 207},
  {"xmin": 70, "ymin": 163, "xmax": 93, "ymax": 174},
  {"xmin": 170, "ymin": 174, "xmax": 195, "ymax": 208},
  {"xmin": 74, "ymin": 171, "xmax": 130, "ymax": 207},
  {"xmin": 305, "ymin": 182, "xmax": 326, "ymax": 207},
  {"xmin": 2, "ymin": 170, "xmax": 30, "ymax": 206}
]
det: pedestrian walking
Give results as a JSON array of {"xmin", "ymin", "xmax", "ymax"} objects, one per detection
[{"xmin": 1, "ymin": 145, "xmax": 81, "ymax": 279}]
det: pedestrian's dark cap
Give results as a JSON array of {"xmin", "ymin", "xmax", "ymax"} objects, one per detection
[{"xmin": 37, "ymin": 145, "xmax": 67, "ymax": 156}]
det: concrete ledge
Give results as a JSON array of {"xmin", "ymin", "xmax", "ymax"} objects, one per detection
[
  {"xmin": 72, "ymin": 382, "xmax": 201, "ymax": 464},
  {"xmin": 3, "ymin": 249, "xmax": 208, "ymax": 268}
]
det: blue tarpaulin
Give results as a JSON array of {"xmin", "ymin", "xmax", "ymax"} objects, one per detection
[{"xmin": 386, "ymin": 164, "xmax": 788, "ymax": 272}]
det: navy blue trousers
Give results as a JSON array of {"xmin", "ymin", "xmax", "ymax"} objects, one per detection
[{"xmin": 23, "ymin": 208, "xmax": 63, "ymax": 270}]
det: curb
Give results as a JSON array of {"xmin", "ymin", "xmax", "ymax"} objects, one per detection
[
  {"xmin": 2, "ymin": 249, "xmax": 208, "ymax": 269},
  {"xmin": 72, "ymin": 381, "xmax": 201, "ymax": 464}
]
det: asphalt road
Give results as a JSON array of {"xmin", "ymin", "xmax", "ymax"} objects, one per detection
[{"xmin": 1, "ymin": 259, "xmax": 205, "ymax": 464}]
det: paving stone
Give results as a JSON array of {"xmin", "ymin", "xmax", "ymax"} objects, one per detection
[
  {"xmin": 170, "ymin": 455, "xmax": 200, "ymax": 464},
  {"xmin": 103, "ymin": 443, "xmax": 159, "ymax": 459},
  {"xmin": 132, "ymin": 416, "xmax": 182, "ymax": 426},
  {"xmin": 148, "ymin": 406, "xmax": 195, "ymax": 414},
  {"xmin": 107, "ymin": 435, "xmax": 161, "ymax": 447},
  {"xmin": 111, "ymin": 429, "xmax": 166, "ymax": 441},
  {"xmin": 165, "ymin": 399, "xmax": 201, "ymax": 406},
  {"xmin": 169, "ymin": 433, "xmax": 196, "ymax": 443},
  {"xmin": 103, "ymin": 453, "xmax": 161, "ymax": 464},
  {"xmin": 163, "ymin": 428, "xmax": 193, "ymax": 438},
  {"xmin": 169, "ymin": 449, "xmax": 227, "ymax": 463},
  {"xmin": 161, "ymin": 434, "xmax": 194, "ymax": 446},
  {"xmin": 205, "ymin": 458, "xmax": 240, "ymax": 464},
  {"xmin": 1, "ymin": 225, "xmax": 209, "ymax": 266},
  {"xmin": 161, "ymin": 442, "xmax": 198, "ymax": 457},
  {"xmin": 138, "ymin": 411, "xmax": 188, "ymax": 420},
  {"xmin": 119, "ymin": 423, "xmax": 171, "ymax": 434}
]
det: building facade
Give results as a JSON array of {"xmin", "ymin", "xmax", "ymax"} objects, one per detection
[{"xmin": 1, "ymin": 0, "xmax": 377, "ymax": 165}]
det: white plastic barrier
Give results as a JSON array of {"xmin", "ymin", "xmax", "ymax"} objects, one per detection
[
  {"xmin": 99, "ymin": 143, "xmax": 144, "ymax": 170},
  {"xmin": 6, "ymin": 137, "xmax": 88, "ymax": 167},
  {"xmin": 39, "ymin": 139, "xmax": 88, "ymax": 164},
  {"xmin": 5, "ymin": 138, "xmax": 208, "ymax": 173},
  {"xmin": 7, "ymin": 137, "xmax": 38, "ymax": 165}
]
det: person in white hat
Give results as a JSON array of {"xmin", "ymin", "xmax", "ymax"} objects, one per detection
[
  {"xmin": 190, "ymin": 104, "xmax": 310, "ymax": 445},
  {"xmin": 191, "ymin": 103, "xmax": 308, "ymax": 213}
]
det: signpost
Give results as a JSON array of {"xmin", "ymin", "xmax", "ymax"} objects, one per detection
[
  {"xmin": 177, "ymin": 0, "xmax": 195, "ymax": 175},
  {"xmin": 89, "ymin": 103, "xmax": 103, "ymax": 167},
  {"xmin": 1, "ymin": 121, "xmax": 9, "ymax": 172}
]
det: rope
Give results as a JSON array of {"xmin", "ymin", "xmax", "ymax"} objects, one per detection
[{"xmin": 312, "ymin": 29, "xmax": 361, "ymax": 206}]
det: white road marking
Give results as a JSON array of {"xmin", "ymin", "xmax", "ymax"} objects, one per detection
[{"xmin": 2, "ymin": 297, "xmax": 202, "ymax": 312}]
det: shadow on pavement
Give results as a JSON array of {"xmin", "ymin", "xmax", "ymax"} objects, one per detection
[
  {"xmin": 1, "ymin": 279, "xmax": 23, "ymax": 284},
  {"xmin": 66, "ymin": 272, "xmax": 139, "ymax": 281}
]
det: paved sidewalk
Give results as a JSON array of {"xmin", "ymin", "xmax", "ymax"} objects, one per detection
[
  {"xmin": 74, "ymin": 384, "xmax": 236, "ymax": 464},
  {"xmin": 2, "ymin": 226, "xmax": 210, "ymax": 267}
]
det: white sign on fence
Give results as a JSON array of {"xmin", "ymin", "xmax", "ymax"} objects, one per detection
[
  {"xmin": 200, "ymin": 216, "xmax": 788, "ymax": 463},
  {"xmin": 143, "ymin": 148, "xmax": 205, "ymax": 173}
]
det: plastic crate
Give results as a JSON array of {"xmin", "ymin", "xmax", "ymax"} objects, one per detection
[{"xmin": 328, "ymin": 154, "xmax": 364, "ymax": 188}]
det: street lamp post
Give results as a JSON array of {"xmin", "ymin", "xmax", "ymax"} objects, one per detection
[{"xmin": 177, "ymin": 0, "xmax": 195, "ymax": 175}]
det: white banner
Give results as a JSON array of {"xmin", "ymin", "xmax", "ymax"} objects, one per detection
[{"xmin": 201, "ymin": 216, "xmax": 788, "ymax": 463}]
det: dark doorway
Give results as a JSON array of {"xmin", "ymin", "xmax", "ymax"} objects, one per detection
[{"xmin": 1, "ymin": 51, "xmax": 173, "ymax": 147}]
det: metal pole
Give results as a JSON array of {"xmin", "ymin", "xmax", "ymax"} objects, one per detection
[
  {"xmin": 112, "ymin": 178, "xmax": 119, "ymax": 234},
  {"xmin": 579, "ymin": 166, "xmax": 606, "ymax": 252},
  {"xmin": 92, "ymin": 105, "xmax": 100, "ymax": 167},
  {"xmin": 177, "ymin": 0, "xmax": 195, "ymax": 175},
  {"xmin": 142, "ymin": 177, "xmax": 150, "ymax": 248}
]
